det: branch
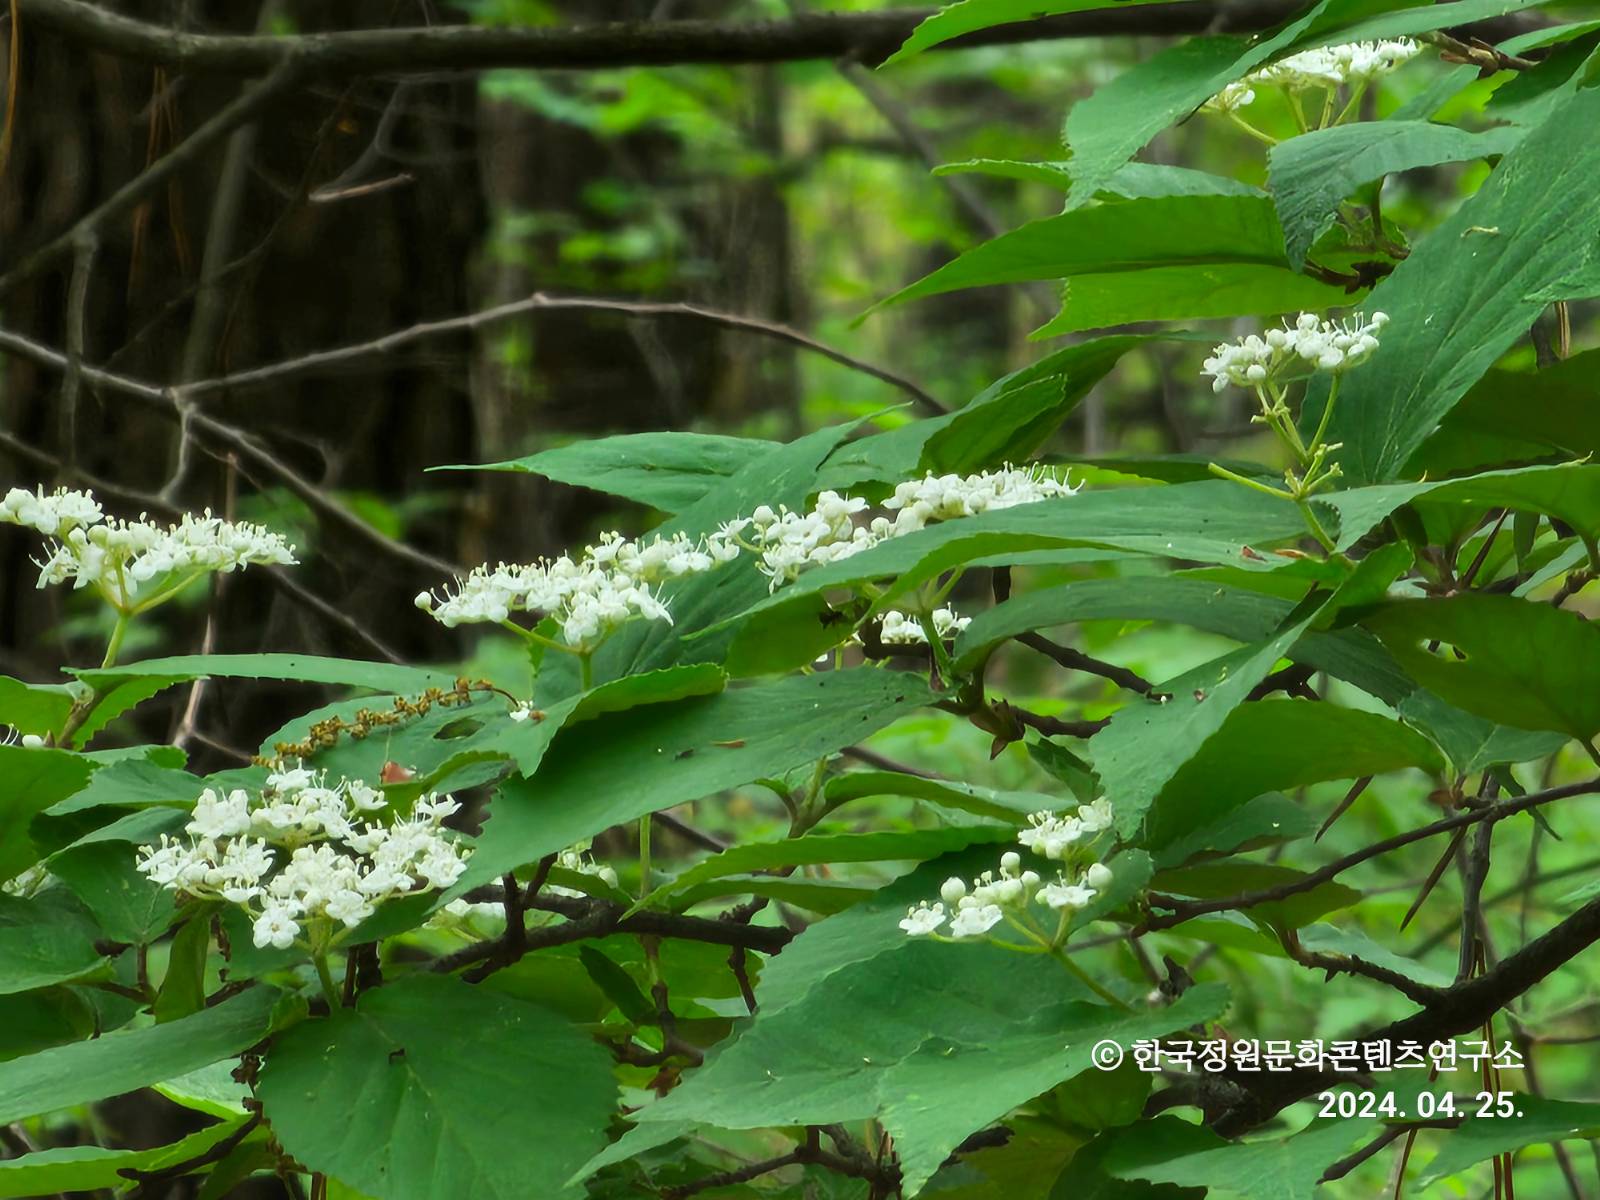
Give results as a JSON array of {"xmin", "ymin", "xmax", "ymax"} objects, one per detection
[
  {"xmin": 25, "ymin": 0, "xmax": 1545, "ymax": 77},
  {"xmin": 1016, "ymin": 631, "xmax": 1153, "ymax": 694},
  {"xmin": 433, "ymin": 893, "xmax": 794, "ymax": 976},
  {"xmin": 1141, "ymin": 777, "xmax": 1600, "ymax": 932},
  {"xmin": 167, "ymin": 291, "xmax": 947, "ymax": 416},
  {"xmin": 1217, "ymin": 889, "xmax": 1600, "ymax": 1134}
]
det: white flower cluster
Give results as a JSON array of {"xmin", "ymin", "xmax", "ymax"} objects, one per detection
[
  {"xmin": 415, "ymin": 529, "xmax": 739, "ymax": 649},
  {"xmin": 899, "ymin": 799, "xmax": 1116, "ymax": 939},
  {"xmin": 1, "ymin": 486, "xmax": 295, "ymax": 609},
  {"xmin": 1201, "ymin": 311, "xmax": 1388, "ymax": 393},
  {"xmin": 1208, "ymin": 39, "xmax": 1420, "ymax": 110},
  {"xmin": 135, "ymin": 766, "xmax": 471, "ymax": 951},
  {"xmin": 733, "ymin": 466, "xmax": 1076, "ymax": 590},
  {"xmin": 548, "ymin": 842, "xmax": 621, "ymax": 897},
  {"xmin": 1017, "ymin": 798, "xmax": 1113, "ymax": 858},
  {"xmin": 878, "ymin": 607, "xmax": 971, "ymax": 645}
]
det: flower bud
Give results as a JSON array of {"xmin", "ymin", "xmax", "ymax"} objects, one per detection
[
  {"xmin": 939, "ymin": 877, "xmax": 967, "ymax": 905},
  {"xmin": 1084, "ymin": 862, "xmax": 1113, "ymax": 890},
  {"xmin": 1000, "ymin": 851, "xmax": 1021, "ymax": 874}
]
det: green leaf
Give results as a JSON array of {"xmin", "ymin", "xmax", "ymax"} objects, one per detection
[
  {"xmin": 1317, "ymin": 86, "xmax": 1600, "ymax": 483},
  {"xmin": 1144, "ymin": 699, "xmax": 1441, "ymax": 849},
  {"xmin": 1034, "ymin": 261, "xmax": 1359, "ymax": 338},
  {"xmin": 0, "ymin": 889, "xmax": 107, "ymax": 995},
  {"xmin": 617, "ymin": 941, "xmax": 1227, "ymax": 1196},
  {"xmin": 0, "ymin": 1119, "xmax": 249, "ymax": 1200},
  {"xmin": 1396, "ymin": 689, "xmax": 1568, "ymax": 775},
  {"xmin": 1366, "ymin": 595, "xmax": 1600, "ymax": 740},
  {"xmin": 1268, "ymin": 121, "xmax": 1524, "ymax": 269},
  {"xmin": 1103, "ymin": 1118, "xmax": 1368, "ymax": 1199},
  {"xmin": 935, "ymin": 158, "xmax": 1264, "ymax": 199},
  {"xmin": 432, "ymin": 432, "xmax": 779, "ymax": 514},
  {"xmin": 0, "ymin": 988, "xmax": 96, "ymax": 1063},
  {"xmin": 1418, "ymin": 1096, "xmax": 1600, "ymax": 1186},
  {"xmin": 463, "ymin": 670, "xmax": 936, "ymax": 889},
  {"xmin": 633, "ymin": 825, "xmax": 1017, "ymax": 915},
  {"xmin": 0, "ymin": 745, "xmax": 94, "ymax": 883},
  {"xmin": 886, "ymin": 0, "xmax": 1187, "ymax": 64},
  {"xmin": 0, "ymin": 676, "xmax": 74, "ymax": 737},
  {"xmin": 1152, "ymin": 793, "xmax": 1319, "ymax": 870},
  {"xmin": 1321, "ymin": 464, "xmax": 1600, "ymax": 553},
  {"xmin": 42, "ymin": 755, "xmax": 197, "ymax": 817},
  {"xmin": 870, "ymin": 196, "xmax": 1350, "ymax": 333},
  {"xmin": 153, "ymin": 911, "xmax": 211, "ymax": 1023},
  {"xmin": 75, "ymin": 653, "xmax": 459, "ymax": 696},
  {"xmin": 956, "ymin": 575, "xmax": 1298, "ymax": 672},
  {"xmin": 1412, "ymin": 349, "xmax": 1600, "ymax": 474},
  {"xmin": 0, "ymin": 985, "xmax": 278, "ymax": 1124},
  {"xmin": 48, "ymin": 840, "xmax": 179, "ymax": 944},
  {"xmin": 258, "ymin": 975, "xmax": 614, "ymax": 1200},
  {"xmin": 1094, "ymin": 614, "xmax": 1317, "ymax": 840}
]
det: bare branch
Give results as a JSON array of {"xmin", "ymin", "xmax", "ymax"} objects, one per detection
[
  {"xmin": 24, "ymin": 0, "xmax": 1547, "ymax": 77},
  {"xmin": 174, "ymin": 291, "xmax": 947, "ymax": 416}
]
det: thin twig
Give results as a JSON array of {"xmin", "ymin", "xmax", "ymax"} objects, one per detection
[
  {"xmin": 1017, "ymin": 632, "xmax": 1153, "ymax": 694},
  {"xmin": 1141, "ymin": 777, "xmax": 1600, "ymax": 932},
  {"xmin": 172, "ymin": 291, "xmax": 947, "ymax": 416}
]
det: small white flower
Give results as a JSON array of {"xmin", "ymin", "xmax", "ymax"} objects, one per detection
[
  {"xmin": 948, "ymin": 900, "xmax": 1004, "ymax": 939},
  {"xmin": 252, "ymin": 904, "xmax": 301, "ymax": 950},
  {"xmin": 900, "ymin": 901, "xmax": 947, "ymax": 936},
  {"xmin": 1038, "ymin": 881, "xmax": 1097, "ymax": 911}
]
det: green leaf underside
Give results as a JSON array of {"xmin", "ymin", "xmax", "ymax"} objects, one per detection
[
  {"xmin": 1268, "ymin": 121, "xmax": 1524, "ymax": 269},
  {"xmin": 259, "ymin": 976, "xmax": 614, "ymax": 1200},
  {"xmin": 0, "ymin": 987, "xmax": 278, "ymax": 1125},
  {"xmin": 871, "ymin": 195, "xmax": 1316, "ymax": 316},
  {"xmin": 75, "ymin": 653, "xmax": 459, "ymax": 696},
  {"xmin": 0, "ymin": 1119, "xmax": 248, "ymax": 1200}
]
